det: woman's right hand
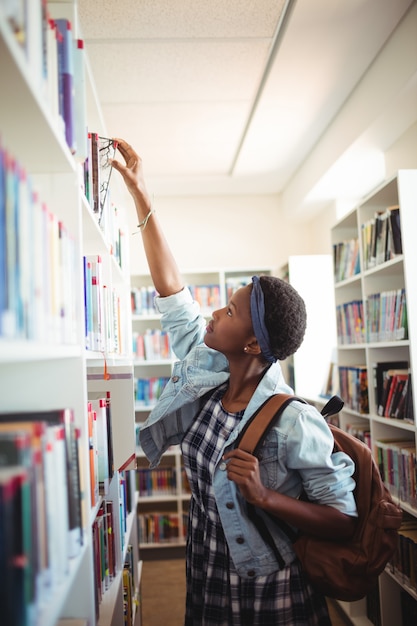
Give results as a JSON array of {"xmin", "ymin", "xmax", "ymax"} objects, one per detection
[{"xmin": 111, "ymin": 138, "xmax": 152, "ymax": 214}]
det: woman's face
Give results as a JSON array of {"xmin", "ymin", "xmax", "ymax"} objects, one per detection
[{"xmin": 204, "ymin": 284, "xmax": 255, "ymax": 358}]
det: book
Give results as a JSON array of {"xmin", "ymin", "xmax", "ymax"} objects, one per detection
[
  {"xmin": 46, "ymin": 17, "xmax": 61, "ymax": 125},
  {"xmin": 89, "ymin": 396, "xmax": 110, "ymax": 494},
  {"xmin": 388, "ymin": 206, "xmax": 402, "ymax": 256},
  {"xmin": 0, "ymin": 465, "xmax": 32, "ymax": 626},
  {"xmin": 72, "ymin": 38, "xmax": 88, "ymax": 162},
  {"xmin": 0, "ymin": 431, "xmax": 38, "ymax": 610},
  {"xmin": 87, "ymin": 402, "xmax": 99, "ymax": 507},
  {"xmin": 55, "ymin": 19, "xmax": 76, "ymax": 152}
]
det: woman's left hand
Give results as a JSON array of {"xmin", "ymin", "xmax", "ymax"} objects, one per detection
[{"xmin": 223, "ymin": 449, "xmax": 268, "ymax": 506}]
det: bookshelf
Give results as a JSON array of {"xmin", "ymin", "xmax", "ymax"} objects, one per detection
[
  {"xmin": 331, "ymin": 170, "xmax": 417, "ymax": 626},
  {"xmin": 131, "ymin": 268, "xmax": 271, "ymax": 556},
  {"xmin": 0, "ymin": 3, "xmax": 139, "ymax": 626}
]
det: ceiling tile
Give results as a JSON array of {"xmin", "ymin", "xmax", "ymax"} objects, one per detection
[
  {"xmin": 86, "ymin": 40, "xmax": 271, "ymax": 103},
  {"xmin": 102, "ymin": 101, "xmax": 251, "ymax": 176},
  {"xmin": 78, "ymin": 0, "xmax": 287, "ymax": 40}
]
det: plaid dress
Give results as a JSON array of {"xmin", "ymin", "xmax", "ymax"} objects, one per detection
[{"xmin": 181, "ymin": 385, "xmax": 331, "ymax": 626}]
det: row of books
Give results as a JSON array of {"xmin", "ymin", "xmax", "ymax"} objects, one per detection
[
  {"xmin": 131, "ymin": 282, "xmax": 222, "ymax": 316},
  {"xmin": 138, "ymin": 512, "xmax": 188, "ymax": 545},
  {"xmin": 375, "ymin": 439, "xmax": 416, "ymax": 507},
  {"xmin": 388, "ymin": 517, "xmax": 417, "ymax": 594},
  {"xmin": 131, "ymin": 286, "xmax": 159, "ymax": 316},
  {"xmin": 366, "ymin": 288, "xmax": 408, "ymax": 342},
  {"xmin": 135, "ymin": 377, "xmax": 170, "ymax": 407},
  {"xmin": 0, "ymin": 408, "xmax": 83, "ymax": 626},
  {"xmin": 333, "ymin": 238, "xmax": 361, "ymax": 283},
  {"xmin": 136, "ymin": 466, "xmax": 190, "ymax": 498},
  {"xmin": 83, "ymin": 255, "xmax": 126, "ymax": 355},
  {"xmin": 3, "ymin": 3, "xmax": 86, "ymax": 159},
  {"xmin": 338, "ymin": 365, "xmax": 369, "ymax": 414},
  {"xmin": 188, "ymin": 284, "xmax": 221, "ymax": 312},
  {"xmin": 0, "ymin": 141, "xmax": 78, "ymax": 343},
  {"xmin": 132, "ymin": 329, "xmax": 172, "ymax": 361},
  {"xmin": 92, "ymin": 470, "xmax": 137, "ymax": 621},
  {"xmin": 137, "ymin": 467, "xmax": 177, "ymax": 497},
  {"xmin": 374, "ymin": 360, "xmax": 414, "ymax": 423},
  {"xmin": 336, "ymin": 300, "xmax": 365, "ymax": 345},
  {"xmin": 336, "ymin": 289, "xmax": 408, "ymax": 346},
  {"xmin": 361, "ymin": 206, "xmax": 402, "ymax": 271}
]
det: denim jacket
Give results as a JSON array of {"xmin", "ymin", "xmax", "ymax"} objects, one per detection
[{"xmin": 139, "ymin": 288, "xmax": 357, "ymax": 579}]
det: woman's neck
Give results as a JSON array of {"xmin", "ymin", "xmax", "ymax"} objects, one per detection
[{"xmin": 221, "ymin": 363, "xmax": 268, "ymax": 412}]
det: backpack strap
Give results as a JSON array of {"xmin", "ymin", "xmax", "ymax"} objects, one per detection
[
  {"xmin": 236, "ymin": 393, "xmax": 344, "ymax": 455},
  {"xmin": 236, "ymin": 393, "xmax": 303, "ymax": 456},
  {"xmin": 236, "ymin": 393, "xmax": 345, "ymax": 565}
]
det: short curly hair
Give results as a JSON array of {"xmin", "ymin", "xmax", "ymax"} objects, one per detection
[{"xmin": 259, "ymin": 275, "xmax": 307, "ymax": 361}]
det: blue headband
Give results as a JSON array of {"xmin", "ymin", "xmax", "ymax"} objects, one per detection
[{"xmin": 250, "ymin": 276, "xmax": 277, "ymax": 363}]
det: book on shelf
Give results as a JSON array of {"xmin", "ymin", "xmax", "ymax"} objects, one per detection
[
  {"xmin": 0, "ymin": 465, "xmax": 33, "ymax": 626},
  {"xmin": 88, "ymin": 392, "xmax": 115, "ymax": 495},
  {"xmin": 87, "ymin": 402, "xmax": 99, "ymax": 507},
  {"xmin": 55, "ymin": 18, "xmax": 76, "ymax": 153},
  {"xmin": 46, "ymin": 16, "xmax": 60, "ymax": 123},
  {"xmin": 72, "ymin": 38, "xmax": 88, "ymax": 162}
]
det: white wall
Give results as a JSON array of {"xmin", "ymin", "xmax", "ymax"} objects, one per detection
[{"xmin": 128, "ymin": 193, "xmax": 315, "ymax": 276}]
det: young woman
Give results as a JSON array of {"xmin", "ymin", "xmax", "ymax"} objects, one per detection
[{"xmin": 112, "ymin": 139, "xmax": 357, "ymax": 626}]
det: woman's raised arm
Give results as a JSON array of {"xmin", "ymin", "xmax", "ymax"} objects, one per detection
[{"xmin": 111, "ymin": 139, "xmax": 183, "ymax": 297}]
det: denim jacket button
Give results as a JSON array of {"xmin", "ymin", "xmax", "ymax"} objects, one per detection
[
  {"xmin": 226, "ymin": 501, "xmax": 234, "ymax": 509},
  {"xmin": 236, "ymin": 536, "xmax": 245, "ymax": 544},
  {"xmin": 171, "ymin": 375, "xmax": 179, "ymax": 382},
  {"xmin": 247, "ymin": 570, "xmax": 256, "ymax": 577},
  {"xmin": 219, "ymin": 461, "xmax": 227, "ymax": 471}
]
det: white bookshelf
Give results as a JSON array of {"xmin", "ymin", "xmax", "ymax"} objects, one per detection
[
  {"xmin": 0, "ymin": 2, "xmax": 138, "ymax": 625},
  {"xmin": 331, "ymin": 170, "xmax": 417, "ymax": 625}
]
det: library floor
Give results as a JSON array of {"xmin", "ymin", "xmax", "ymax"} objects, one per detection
[{"xmin": 141, "ymin": 558, "xmax": 353, "ymax": 625}]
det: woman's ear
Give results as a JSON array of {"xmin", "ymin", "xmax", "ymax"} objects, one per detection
[{"xmin": 243, "ymin": 338, "xmax": 262, "ymax": 356}]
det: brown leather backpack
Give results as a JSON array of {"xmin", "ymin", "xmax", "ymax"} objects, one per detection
[{"xmin": 237, "ymin": 394, "xmax": 403, "ymax": 601}]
